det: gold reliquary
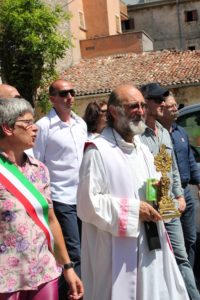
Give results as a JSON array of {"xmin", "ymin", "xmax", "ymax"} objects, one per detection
[{"xmin": 154, "ymin": 144, "xmax": 181, "ymax": 220}]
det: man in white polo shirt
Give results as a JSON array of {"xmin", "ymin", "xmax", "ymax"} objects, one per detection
[{"xmin": 33, "ymin": 79, "xmax": 87, "ymax": 299}]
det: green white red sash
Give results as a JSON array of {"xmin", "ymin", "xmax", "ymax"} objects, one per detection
[{"xmin": 0, "ymin": 155, "xmax": 54, "ymax": 252}]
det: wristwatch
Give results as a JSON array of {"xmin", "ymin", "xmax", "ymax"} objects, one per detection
[{"xmin": 64, "ymin": 262, "xmax": 74, "ymax": 270}]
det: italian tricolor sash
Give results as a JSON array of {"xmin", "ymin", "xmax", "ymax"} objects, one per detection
[{"xmin": 0, "ymin": 155, "xmax": 54, "ymax": 252}]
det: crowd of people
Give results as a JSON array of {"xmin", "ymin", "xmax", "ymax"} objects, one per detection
[{"xmin": 0, "ymin": 80, "xmax": 199, "ymax": 300}]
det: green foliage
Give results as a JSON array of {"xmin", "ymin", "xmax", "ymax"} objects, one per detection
[
  {"xmin": 35, "ymin": 70, "xmax": 58, "ymax": 116},
  {"xmin": 0, "ymin": 0, "xmax": 71, "ymax": 106}
]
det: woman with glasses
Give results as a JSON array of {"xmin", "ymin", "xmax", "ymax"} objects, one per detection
[
  {"xmin": 83, "ymin": 101, "xmax": 108, "ymax": 139},
  {"xmin": 0, "ymin": 98, "xmax": 84, "ymax": 300}
]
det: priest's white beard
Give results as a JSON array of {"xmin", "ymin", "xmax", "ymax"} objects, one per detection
[
  {"xmin": 116, "ymin": 108, "xmax": 146, "ymax": 135},
  {"xmin": 129, "ymin": 119, "xmax": 146, "ymax": 135}
]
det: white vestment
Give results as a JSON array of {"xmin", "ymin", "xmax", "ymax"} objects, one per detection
[{"xmin": 77, "ymin": 127, "xmax": 189, "ymax": 300}]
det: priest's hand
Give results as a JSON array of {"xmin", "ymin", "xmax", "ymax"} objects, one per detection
[{"xmin": 139, "ymin": 201, "xmax": 162, "ymax": 222}]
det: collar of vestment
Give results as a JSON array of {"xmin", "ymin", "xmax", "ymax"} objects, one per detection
[{"xmin": 101, "ymin": 127, "xmax": 142, "ymax": 153}]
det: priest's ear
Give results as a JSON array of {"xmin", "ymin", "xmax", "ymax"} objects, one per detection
[{"xmin": 108, "ymin": 105, "xmax": 118, "ymax": 120}]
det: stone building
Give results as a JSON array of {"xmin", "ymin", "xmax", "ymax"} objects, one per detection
[
  {"xmin": 43, "ymin": 0, "xmax": 153, "ymax": 69},
  {"xmin": 40, "ymin": 1, "xmax": 200, "ymax": 117},
  {"xmin": 127, "ymin": 0, "xmax": 200, "ymax": 51}
]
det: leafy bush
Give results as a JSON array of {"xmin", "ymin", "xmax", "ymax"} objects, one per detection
[{"xmin": 0, "ymin": 0, "xmax": 71, "ymax": 107}]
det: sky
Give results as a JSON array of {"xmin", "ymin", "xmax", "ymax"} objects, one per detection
[{"xmin": 123, "ymin": 0, "xmax": 140, "ymax": 4}]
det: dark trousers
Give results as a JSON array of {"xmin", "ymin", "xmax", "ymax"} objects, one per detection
[
  {"xmin": 165, "ymin": 217, "xmax": 200, "ymax": 300},
  {"xmin": 53, "ymin": 201, "xmax": 81, "ymax": 300},
  {"xmin": 181, "ymin": 186, "xmax": 197, "ymax": 268},
  {"xmin": 194, "ymin": 233, "xmax": 200, "ymax": 291}
]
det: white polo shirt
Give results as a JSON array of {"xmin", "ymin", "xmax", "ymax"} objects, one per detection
[{"xmin": 33, "ymin": 108, "xmax": 87, "ymax": 205}]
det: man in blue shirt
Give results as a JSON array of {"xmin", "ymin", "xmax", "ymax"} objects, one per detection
[{"xmin": 158, "ymin": 92, "xmax": 200, "ymax": 269}]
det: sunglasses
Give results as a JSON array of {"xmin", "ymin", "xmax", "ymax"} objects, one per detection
[
  {"xmin": 148, "ymin": 97, "xmax": 165, "ymax": 104},
  {"xmin": 53, "ymin": 89, "xmax": 75, "ymax": 97},
  {"xmin": 123, "ymin": 102, "xmax": 147, "ymax": 110}
]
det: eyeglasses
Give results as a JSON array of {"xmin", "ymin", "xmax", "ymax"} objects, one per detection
[
  {"xmin": 123, "ymin": 102, "xmax": 147, "ymax": 110},
  {"xmin": 52, "ymin": 89, "xmax": 75, "ymax": 97},
  {"xmin": 15, "ymin": 119, "xmax": 35, "ymax": 129}
]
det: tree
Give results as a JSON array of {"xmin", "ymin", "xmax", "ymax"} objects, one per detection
[{"xmin": 0, "ymin": 0, "xmax": 71, "ymax": 106}]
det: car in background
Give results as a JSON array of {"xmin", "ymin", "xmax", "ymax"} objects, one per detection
[
  {"xmin": 177, "ymin": 103, "xmax": 200, "ymax": 163},
  {"xmin": 177, "ymin": 103, "xmax": 200, "ymax": 231},
  {"xmin": 177, "ymin": 103, "xmax": 200, "ymax": 281}
]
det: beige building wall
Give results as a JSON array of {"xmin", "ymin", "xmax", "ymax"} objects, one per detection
[
  {"xmin": 80, "ymin": 31, "xmax": 153, "ymax": 58},
  {"xmin": 43, "ymin": 0, "xmax": 88, "ymax": 68},
  {"xmin": 106, "ymin": 0, "xmax": 122, "ymax": 35},
  {"xmin": 43, "ymin": 0, "xmax": 73, "ymax": 70},
  {"xmin": 43, "ymin": 0, "xmax": 128, "ymax": 68},
  {"xmin": 68, "ymin": 0, "xmax": 125, "ymax": 63},
  {"xmin": 82, "ymin": 0, "xmax": 123, "ymax": 38},
  {"xmin": 76, "ymin": 93, "xmax": 110, "ymax": 117},
  {"xmin": 82, "ymin": 0, "xmax": 109, "ymax": 38},
  {"xmin": 172, "ymin": 85, "xmax": 200, "ymax": 106},
  {"xmin": 68, "ymin": 0, "xmax": 87, "ymax": 65},
  {"xmin": 128, "ymin": 0, "xmax": 200, "ymax": 51}
]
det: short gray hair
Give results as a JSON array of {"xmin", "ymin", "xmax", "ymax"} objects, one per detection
[{"xmin": 0, "ymin": 98, "xmax": 34, "ymax": 138}]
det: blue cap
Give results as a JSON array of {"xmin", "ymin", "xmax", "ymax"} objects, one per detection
[{"xmin": 140, "ymin": 83, "xmax": 169, "ymax": 99}]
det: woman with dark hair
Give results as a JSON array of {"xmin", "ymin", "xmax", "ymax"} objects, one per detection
[{"xmin": 83, "ymin": 101, "xmax": 107, "ymax": 138}]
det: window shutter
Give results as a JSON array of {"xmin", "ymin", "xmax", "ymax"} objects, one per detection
[
  {"xmin": 184, "ymin": 11, "xmax": 188, "ymax": 22},
  {"xmin": 129, "ymin": 18, "xmax": 135, "ymax": 30},
  {"xmin": 193, "ymin": 10, "xmax": 198, "ymax": 21}
]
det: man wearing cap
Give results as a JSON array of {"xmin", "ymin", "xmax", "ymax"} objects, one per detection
[
  {"xmin": 33, "ymin": 79, "xmax": 87, "ymax": 299},
  {"xmin": 140, "ymin": 83, "xmax": 200, "ymax": 300},
  {"xmin": 157, "ymin": 92, "xmax": 200, "ymax": 274}
]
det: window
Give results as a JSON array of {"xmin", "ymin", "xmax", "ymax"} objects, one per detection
[
  {"xmin": 85, "ymin": 46, "xmax": 95, "ymax": 51},
  {"xmin": 79, "ymin": 11, "xmax": 86, "ymax": 30},
  {"xmin": 188, "ymin": 46, "xmax": 196, "ymax": 51},
  {"xmin": 115, "ymin": 15, "xmax": 121, "ymax": 33},
  {"xmin": 121, "ymin": 18, "xmax": 135, "ymax": 32},
  {"xmin": 185, "ymin": 10, "xmax": 198, "ymax": 22}
]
